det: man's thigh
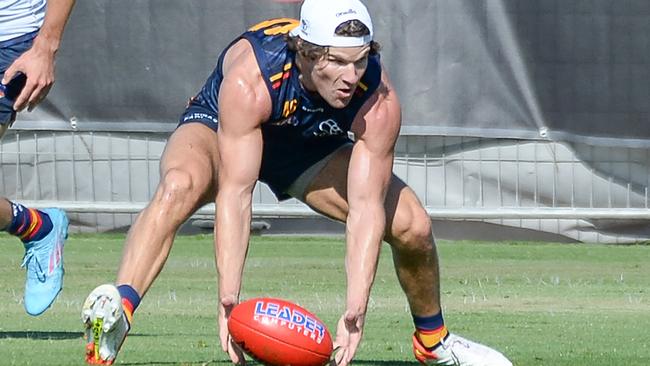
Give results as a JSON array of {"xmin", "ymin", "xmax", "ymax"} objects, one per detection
[
  {"xmin": 159, "ymin": 122, "xmax": 220, "ymax": 203},
  {"xmin": 301, "ymin": 145, "xmax": 420, "ymax": 236},
  {"xmin": 300, "ymin": 144, "xmax": 352, "ymax": 221}
]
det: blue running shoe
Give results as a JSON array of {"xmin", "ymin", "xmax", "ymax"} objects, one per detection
[{"xmin": 22, "ymin": 208, "xmax": 68, "ymax": 316}]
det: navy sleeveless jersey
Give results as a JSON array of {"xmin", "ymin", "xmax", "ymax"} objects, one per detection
[{"xmin": 180, "ymin": 18, "xmax": 382, "ymax": 199}]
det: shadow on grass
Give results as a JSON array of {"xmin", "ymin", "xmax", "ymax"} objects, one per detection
[
  {"xmin": 0, "ymin": 331, "xmax": 154, "ymax": 340},
  {"xmin": 121, "ymin": 360, "xmax": 416, "ymax": 366},
  {"xmin": 348, "ymin": 362, "xmax": 415, "ymax": 365},
  {"xmin": 0, "ymin": 332, "xmax": 417, "ymax": 366},
  {"xmin": 0, "ymin": 331, "xmax": 83, "ymax": 340},
  {"xmin": 121, "ymin": 363, "xmax": 217, "ymax": 366}
]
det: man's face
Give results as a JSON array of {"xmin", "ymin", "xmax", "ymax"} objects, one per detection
[{"xmin": 300, "ymin": 45, "xmax": 371, "ymax": 109}]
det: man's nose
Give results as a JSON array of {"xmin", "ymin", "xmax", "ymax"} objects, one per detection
[{"xmin": 341, "ymin": 63, "xmax": 361, "ymax": 85}]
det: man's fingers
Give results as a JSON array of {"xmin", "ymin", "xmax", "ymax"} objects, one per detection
[
  {"xmin": 1, "ymin": 63, "xmax": 17, "ymax": 85},
  {"xmin": 219, "ymin": 297, "xmax": 245, "ymax": 364},
  {"xmin": 219, "ymin": 312, "xmax": 232, "ymax": 353},
  {"xmin": 220, "ymin": 331, "xmax": 245, "ymax": 365},
  {"xmin": 346, "ymin": 337, "xmax": 360, "ymax": 362},
  {"xmin": 27, "ymin": 83, "xmax": 52, "ymax": 111},
  {"xmin": 334, "ymin": 347, "xmax": 348, "ymax": 366},
  {"xmin": 13, "ymin": 81, "xmax": 36, "ymax": 112},
  {"xmin": 329, "ymin": 346, "xmax": 343, "ymax": 366},
  {"xmin": 228, "ymin": 337, "xmax": 246, "ymax": 365},
  {"xmin": 219, "ymin": 327, "xmax": 230, "ymax": 352}
]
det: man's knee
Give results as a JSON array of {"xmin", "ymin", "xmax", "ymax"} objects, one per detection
[
  {"xmin": 388, "ymin": 205, "xmax": 434, "ymax": 253},
  {"xmin": 155, "ymin": 168, "xmax": 200, "ymax": 205}
]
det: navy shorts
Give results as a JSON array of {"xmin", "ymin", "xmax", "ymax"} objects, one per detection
[
  {"xmin": 179, "ymin": 100, "xmax": 350, "ymax": 201},
  {"xmin": 0, "ymin": 31, "xmax": 37, "ymax": 125}
]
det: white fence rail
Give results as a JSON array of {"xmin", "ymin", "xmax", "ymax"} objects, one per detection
[{"xmin": 2, "ymin": 131, "xmax": 649, "ymax": 242}]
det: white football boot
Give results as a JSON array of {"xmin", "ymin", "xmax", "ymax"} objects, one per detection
[
  {"xmin": 82, "ymin": 284, "xmax": 130, "ymax": 365},
  {"xmin": 413, "ymin": 333, "xmax": 513, "ymax": 366}
]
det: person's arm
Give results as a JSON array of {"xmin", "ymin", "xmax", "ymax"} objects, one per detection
[
  {"xmin": 334, "ymin": 68, "xmax": 402, "ymax": 366},
  {"xmin": 1, "ymin": 0, "xmax": 76, "ymax": 111},
  {"xmin": 214, "ymin": 40, "xmax": 272, "ymax": 364}
]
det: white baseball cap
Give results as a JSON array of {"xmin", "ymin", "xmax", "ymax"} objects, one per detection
[{"xmin": 289, "ymin": 0, "xmax": 373, "ymax": 47}]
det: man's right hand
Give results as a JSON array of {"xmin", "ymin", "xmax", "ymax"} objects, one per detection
[
  {"xmin": 2, "ymin": 40, "xmax": 55, "ymax": 112},
  {"xmin": 219, "ymin": 295, "xmax": 247, "ymax": 365}
]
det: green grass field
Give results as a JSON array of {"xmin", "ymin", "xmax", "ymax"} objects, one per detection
[{"xmin": 0, "ymin": 234, "xmax": 649, "ymax": 365}]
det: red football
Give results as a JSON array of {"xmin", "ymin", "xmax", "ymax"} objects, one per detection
[{"xmin": 228, "ymin": 297, "xmax": 333, "ymax": 366}]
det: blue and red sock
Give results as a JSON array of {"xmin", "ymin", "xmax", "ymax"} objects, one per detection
[
  {"xmin": 414, "ymin": 311, "xmax": 449, "ymax": 349},
  {"xmin": 4, "ymin": 202, "xmax": 53, "ymax": 243},
  {"xmin": 117, "ymin": 284, "xmax": 141, "ymax": 327}
]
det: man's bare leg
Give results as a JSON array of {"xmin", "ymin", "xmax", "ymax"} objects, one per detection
[
  {"xmin": 116, "ymin": 123, "xmax": 219, "ymax": 295},
  {"xmin": 300, "ymin": 145, "xmax": 512, "ymax": 366},
  {"xmin": 84, "ymin": 123, "xmax": 220, "ymax": 365}
]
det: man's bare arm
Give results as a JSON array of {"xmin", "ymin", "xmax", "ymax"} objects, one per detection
[
  {"xmin": 2, "ymin": 0, "xmax": 76, "ymax": 111},
  {"xmin": 335, "ymin": 68, "xmax": 402, "ymax": 366},
  {"xmin": 215, "ymin": 40, "xmax": 272, "ymax": 364}
]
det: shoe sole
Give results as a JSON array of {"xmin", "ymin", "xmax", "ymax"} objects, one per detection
[{"xmin": 82, "ymin": 284, "xmax": 123, "ymax": 365}]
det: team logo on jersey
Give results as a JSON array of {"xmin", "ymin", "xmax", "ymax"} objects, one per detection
[
  {"xmin": 314, "ymin": 119, "xmax": 344, "ymax": 137},
  {"xmin": 282, "ymin": 99, "xmax": 298, "ymax": 117}
]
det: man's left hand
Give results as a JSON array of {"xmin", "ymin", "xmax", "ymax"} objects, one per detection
[{"xmin": 331, "ymin": 310, "xmax": 365, "ymax": 366}]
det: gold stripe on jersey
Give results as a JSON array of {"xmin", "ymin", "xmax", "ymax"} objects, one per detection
[
  {"xmin": 249, "ymin": 18, "xmax": 299, "ymax": 36},
  {"xmin": 270, "ymin": 62, "xmax": 293, "ymax": 82},
  {"xmin": 358, "ymin": 81, "xmax": 368, "ymax": 92}
]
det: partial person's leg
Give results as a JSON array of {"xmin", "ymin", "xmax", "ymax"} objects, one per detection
[
  {"xmin": 1, "ymin": 36, "xmax": 69, "ymax": 316},
  {"xmin": 83, "ymin": 123, "xmax": 220, "ymax": 365},
  {"xmin": 1, "ymin": 104, "xmax": 69, "ymax": 317},
  {"xmin": 0, "ymin": 196, "xmax": 69, "ymax": 315},
  {"xmin": 298, "ymin": 145, "xmax": 512, "ymax": 366}
]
